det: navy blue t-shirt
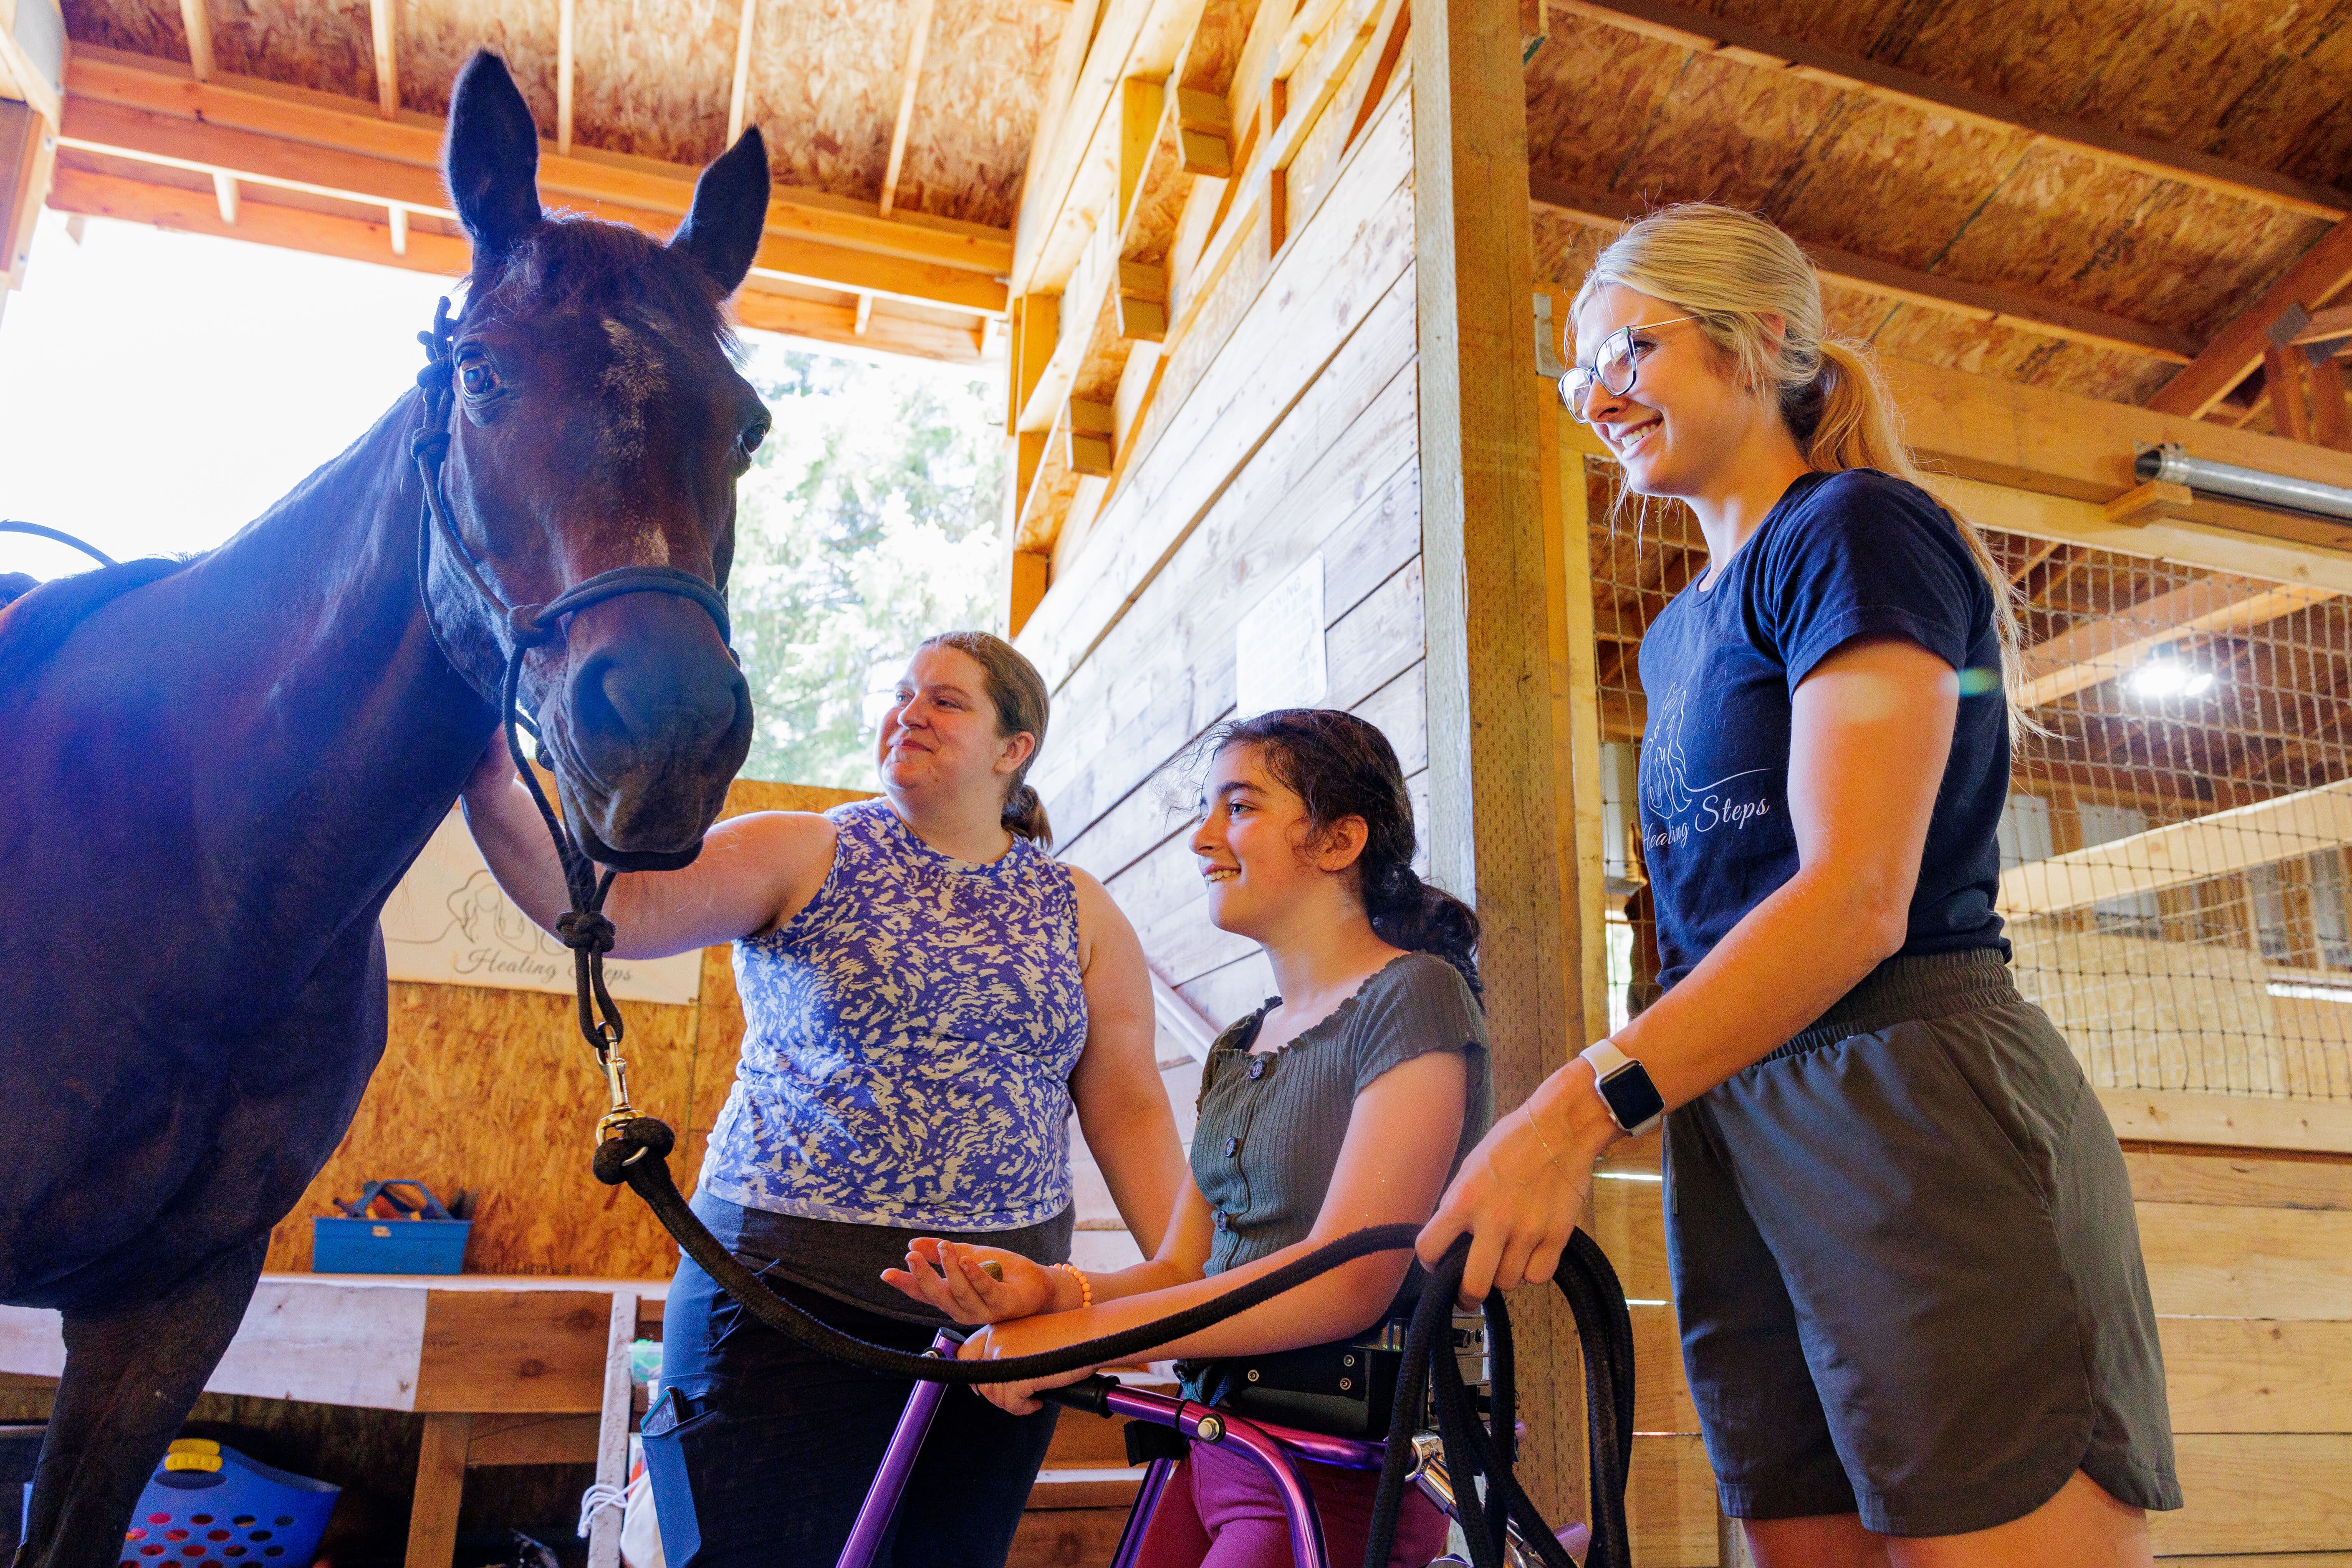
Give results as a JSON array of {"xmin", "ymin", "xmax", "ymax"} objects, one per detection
[{"xmin": 1635, "ymin": 468, "xmax": 2010, "ymax": 989}]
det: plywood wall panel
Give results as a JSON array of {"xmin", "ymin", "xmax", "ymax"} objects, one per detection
[
  {"xmin": 262, "ymin": 779, "xmax": 863, "ymax": 1280},
  {"xmin": 395, "ymin": 0, "xmax": 563, "ymax": 126}
]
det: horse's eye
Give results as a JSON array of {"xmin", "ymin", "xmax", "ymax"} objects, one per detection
[
  {"xmin": 457, "ymin": 354, "xmax": 502, "ymax": 399},
  {"xmin": 740, "ymin": 418, "xmax": 770, "ymax": 455}
]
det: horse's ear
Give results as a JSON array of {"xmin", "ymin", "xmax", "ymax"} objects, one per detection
[
  {"xmin": 444, "ymin": 51, "xmax": 543, "ymax": 260},
  {"xmin": 669, "ymin": 129, "xmax": 770, "ymax": 296}
]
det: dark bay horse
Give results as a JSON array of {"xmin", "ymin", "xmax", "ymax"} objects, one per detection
[{"xmin": 1, "ymin": 53, "xmax": 772, "ymax": 1565}]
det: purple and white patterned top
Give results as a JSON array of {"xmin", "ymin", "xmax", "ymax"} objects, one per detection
[{"xmin": 696, "ymin": 798, "xmax": 1090, "ymax": 1229}]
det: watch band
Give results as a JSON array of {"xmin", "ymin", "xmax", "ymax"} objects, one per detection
[{"xmin": 1580, "ymin": 1039, "xmax": 1665, "ymax": 1137}]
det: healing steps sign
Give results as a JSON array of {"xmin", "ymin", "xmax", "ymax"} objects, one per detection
[{"xmin": 379, "ymin": 810, "xmax": 703, "ymax": 1005}]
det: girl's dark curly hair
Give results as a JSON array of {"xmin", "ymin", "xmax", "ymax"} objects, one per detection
[{"xmin": 1188, "ymin": 707, "xmax": 1481, "ymax": 1000}]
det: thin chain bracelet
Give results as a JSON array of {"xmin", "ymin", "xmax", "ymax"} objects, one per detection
[
  {"xmin": 1053, "ymin": 1261, "xmax": 1093, "ymax": 1309},
  {"xmin": 1522, "ymin": 1101, "xmax": 1570, "ymax": 1174}
]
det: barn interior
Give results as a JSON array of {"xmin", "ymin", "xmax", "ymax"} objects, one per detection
[{"xmin": 4, "ymin": 0, "xmax": 2352, "ymax": 1563}]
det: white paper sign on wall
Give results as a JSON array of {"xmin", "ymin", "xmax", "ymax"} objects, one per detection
[
  {"xmin": 1234, "ymin": 554, "xmax": 1328, "ymax": 720},
  {"xmin": 380, "ymin": 811, "xmax": 705, "ymax": 1005}
]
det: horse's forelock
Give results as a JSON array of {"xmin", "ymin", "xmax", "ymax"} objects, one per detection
[{"xmin": 468, "ymin": 215, "xmax": 738, "ymax": 358}]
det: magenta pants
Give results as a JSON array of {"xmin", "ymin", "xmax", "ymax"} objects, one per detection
[{"xmin": 1130, "ymin": 1439, "xmax": 1453, "ymax": 1568}]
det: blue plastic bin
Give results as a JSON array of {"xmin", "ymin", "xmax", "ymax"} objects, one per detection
[
  {"xmin": 22, "ymin": 1437, "xmax": 337, "ymax": 1565},
  {"xmin": 311, "ymin": 1179, "xmax": 470, "ymax": 1275}
]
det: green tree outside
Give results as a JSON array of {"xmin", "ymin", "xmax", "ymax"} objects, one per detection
[{"xmin": 730, "ymin": 346, "xmax": 1008, "ymax": 789}]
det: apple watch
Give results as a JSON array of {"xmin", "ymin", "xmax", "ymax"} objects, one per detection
[{"xmin": 1580, "ymin": 1039, "xmax": 1665, "ymax": 1137}]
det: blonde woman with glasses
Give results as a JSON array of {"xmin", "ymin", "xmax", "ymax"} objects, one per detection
[{"xmin": 1418, "ymin": 204, "xmax": 2180, "ymax": 1568}]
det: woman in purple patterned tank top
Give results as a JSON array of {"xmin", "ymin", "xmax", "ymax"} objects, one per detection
[{"xmin": 460, "ymin": 631, "xmax": 1186, "ymax": 1567}]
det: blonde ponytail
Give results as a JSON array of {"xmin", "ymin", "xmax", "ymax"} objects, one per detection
[{"xmin": 1572, "ymin": 204, "xmax": 2031, "ymax": 739}]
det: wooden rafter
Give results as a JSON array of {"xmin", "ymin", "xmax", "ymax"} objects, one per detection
[
  {"xmin": 2019, "ymin": 575, "xmax": 2339, "ymax": 710},
  {"xmin": 726, "ymin": 0, "xmax": 758, "ymax": 146},
  {"xmin": 2149, "ymin": 224, "xmax": 2352, "ymax": 419},
  {"xmin": 2000, "ymin": 777, "xmax": 2352, "ymax": 917},
  {"xmin": 1533, "ymin": 180, "xmax": 2198, "ymax": 364},
  {"xmin": 58, "ymin": 51, "xmax": 1011, "ymax": 316},
  {"xmin": 178, "ymin": 0, "xmax": 212, "ymax": 83},
  {"xmin": 557, "ymin": 0, "xmax": 577, "ymax": 158},
  {"xmin": 878, "ymin": 0, "xmax": 937, "ymax": 218},
  {"xmin": 1552, "ymin": 0, "xmax": 2352, "ymax": 223},
  {"xmin": 369, "ymin": 0, "xmax": 399, "ymax": 120}
]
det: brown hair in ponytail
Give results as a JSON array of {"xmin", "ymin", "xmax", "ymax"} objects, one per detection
[
  {"xmin": 1190, "ymin": 708, "xmax": 1482, "ymax": 1000},
  {"xmin": 1571, "ymin": 202, "xmax": 2033, "ymax": 741},
  {"xmin": 914, "ymin": 630, "xmax": 1054, "ymax": 845}
]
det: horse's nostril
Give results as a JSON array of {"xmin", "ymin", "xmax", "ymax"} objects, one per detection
[{"xmin": 571, "ymin": 649, "xmax": 743, "ymax": 748}]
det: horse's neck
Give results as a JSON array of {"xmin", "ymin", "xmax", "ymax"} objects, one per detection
[{"xmin": 183, "ymin": 391, "xmax": 490, "ymax": 937}]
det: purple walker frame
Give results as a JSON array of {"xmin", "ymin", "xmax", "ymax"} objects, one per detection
[{"xmin": 836, "ymin": 1331, "xmax": 1586, "ymax": 1568}]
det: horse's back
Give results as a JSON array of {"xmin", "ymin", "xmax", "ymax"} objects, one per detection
[{"xmin": 0, "ymin": 557, "xmax": 190, "ymax": 699}]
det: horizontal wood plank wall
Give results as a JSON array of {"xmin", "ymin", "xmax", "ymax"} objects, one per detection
[
  {"xmin": 1583, "ymin": 1140, "xmax": 2352, "ymax": 1563},
  {"xmin": 261, "ymin": 779, "xmax": 868, "ymax": 1279},
  {"xmin": 1025, "ymin": 80, "xmax": 1423, "ymax": 1038}
]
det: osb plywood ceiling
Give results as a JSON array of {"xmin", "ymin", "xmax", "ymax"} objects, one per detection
[
  {"xmin": 61, "ymin": 0, "xmax": 1061, "ymax": 225},
  {"xmin": 1525, "ymin": 0, "xmax": 2352, "ymax": 423}
]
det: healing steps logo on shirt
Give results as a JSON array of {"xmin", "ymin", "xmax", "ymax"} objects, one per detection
[{"xmin": 1641, "ymin": 684, "xmax": 1775, "ymax": 852}]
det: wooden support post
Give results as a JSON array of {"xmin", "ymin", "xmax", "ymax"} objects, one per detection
[
  {"xmin": 1415, "ymin": 0, "xmax": 1587, "ymax": 1530},
  {"xmin": 1011, "ymin": 290, "xmax": 1058, "ymax": 432},
  {"xmin": 2269, "ymin": 343, "xmax": 2314, "ymax": 444},
  {"xmin": 389, "ymin": 204, "xmax": 409, "ymax": 255},
  {"xmin": 211, "ymin": 170, "xmax": 237, "ymax": 225},
  {"xmin": 405, "ymin": 1412, "xmax": 470, "ymax": 1568},
  {"xmin": 584, "ymin": 1291, "xmax": 637, "ymax": 1568}
]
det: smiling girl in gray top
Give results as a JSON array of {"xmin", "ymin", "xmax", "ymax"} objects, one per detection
[{"xmin": 887, "ymin": 708, "xmax": 1490, "ymax": 1568}]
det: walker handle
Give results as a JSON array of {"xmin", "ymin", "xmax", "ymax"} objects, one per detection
[{"xmin": 1035, "ymin": 1375, "xmax": 1122, "ymax": 1418}]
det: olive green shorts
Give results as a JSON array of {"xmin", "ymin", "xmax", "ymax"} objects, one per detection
[{"xmin": 1662, "ymin": 949, "xmax": 2184, "ymax": 1538}]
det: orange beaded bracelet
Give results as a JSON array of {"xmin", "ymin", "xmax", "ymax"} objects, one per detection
[{"xmin": 1053, "ymin": 1262, "xmax": 1092, "ymax": 1310}]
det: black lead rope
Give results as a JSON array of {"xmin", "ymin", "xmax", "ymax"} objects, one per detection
[{"xmin": 407, "ymin": 296, "xmax": 1637, "ymax": 1568}]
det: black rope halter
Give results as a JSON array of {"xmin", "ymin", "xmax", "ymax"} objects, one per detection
[{"xmin": 412, "ymin": 295, "xmax": 733, "ymax": 1125}]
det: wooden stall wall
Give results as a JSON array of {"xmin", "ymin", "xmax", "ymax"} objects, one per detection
[
  {"xmin": 261, "ymin": 778, "xmax": 869, "ymax": 1280},
  {"xmin": 1018, "ymin": 36, "xmax": 1422, "ymax": 1041}
]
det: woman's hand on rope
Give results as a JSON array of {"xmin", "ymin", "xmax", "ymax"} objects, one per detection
[
  {"xmin": 882, "ymin": 1239, "xmax": 1067, "ymax": 1325},
  {"xmin": 955, "ymin": 1317, "xmax": 1102, "ymax": 1415},
  {"xmin": 1417, "ymin": 1086, "xmax": 1603, "ymax": 1304}
]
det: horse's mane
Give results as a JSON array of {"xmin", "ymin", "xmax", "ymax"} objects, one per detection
[{"xmin": 0, "ymin": 556, "xmax": 195, "ymax": 698}]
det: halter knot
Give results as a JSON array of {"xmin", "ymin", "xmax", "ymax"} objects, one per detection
[
  {"xmin": 507, "ymin": 603, "xmax": 557, "ymax": 647},
  {"xmin": 412, "ymin": 431, "xmax": 451, "ymax": 464},
  {"xmin": 556, "ymin": 910, "xmax": 618, "ymax": 955}
]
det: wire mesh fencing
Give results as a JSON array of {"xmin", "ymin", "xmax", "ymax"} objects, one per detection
[{"xmin": 1581, "ymin": 457, "xmax": 2352, "ymax": 1101}]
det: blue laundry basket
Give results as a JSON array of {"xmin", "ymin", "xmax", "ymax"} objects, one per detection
[{"xmin": 23, "ymin": 1437, "xmax": 337, "ymax": 1565}]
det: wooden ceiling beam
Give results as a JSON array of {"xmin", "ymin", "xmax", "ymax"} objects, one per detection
[
  {"xmin": 48, "ymin": 162, "xmax": 465, "ymax": 273},
  {"xmin": 369, "ymin": 0, "xmax": 399, "ymax": 120},
  {"xmin": 59, "ymin": 53, "xmax": 1011, "ymax": 312},
  {"xmin": 2146, "ymin": 224, "xmax": 2352, "ymax": 419},
  {"xmin": 878, "ymin": 0, "xmax": 937, "ymax": 218},
  {"xmin": 1999, "ymin": 776, "xmax": 2352, "ymax": 917},
  {"xmin": 67, "ymin": 47, "xmax": 1009, "ymax": 273},
  {"xmin": 1552, "ymin": 0, "xmax": 2352, "ymax": 222},
  {"xmin": 2017, "ymin": 573, "xmax": 2337, "ymax": 709},
  {"xmin": 45, "ymin": 162, "xmax": 985, "ymax": 367},
  {"xmin": 1533, "ymin": 179, "xmax": 2198, "ymax": 364}
]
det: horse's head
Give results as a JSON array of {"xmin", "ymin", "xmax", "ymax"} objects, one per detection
[{"xmin": 425, "ymin": 51, "xmax": 769, "ymax": 871}]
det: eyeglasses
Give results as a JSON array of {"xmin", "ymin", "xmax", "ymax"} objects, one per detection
[{"xmin": 1557, "ymin": 316, "xmax": 1698, "ymax": 422}]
